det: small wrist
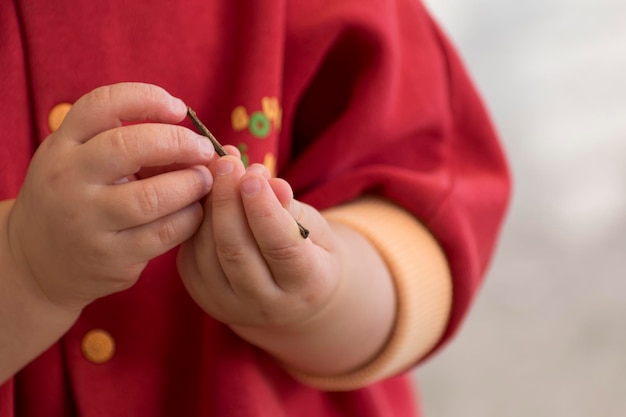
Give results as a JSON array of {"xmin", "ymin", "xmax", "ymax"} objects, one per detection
[
  {"xmin": 1, "ymin": 199, "xmax": 83, "ymax": 317},
  {"xmin": 0, "ymin": 200, "xmax": 80, "ymax": 382}
]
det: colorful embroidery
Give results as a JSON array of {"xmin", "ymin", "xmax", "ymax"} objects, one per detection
[
  {"xmin": 237, "ymin": 143, "xmax": 250, "ymax": 167},
  {"xmin": 261, "ymin": 97, "xmax": 281, "ymax": 130},
  {"xmin": 231, "ymin": 97, "xmax": 282, "ymax": 139},
  {"xmin": 248, "ymin": 111, "xmax": 271, "ymax": 138},
  {"xmin": 232, "ymin": 97, "xmax": 281, "ymax": 176},
  {"xmin": 231, "ymin": 106, "xmax": 249, "ymax": 132}
]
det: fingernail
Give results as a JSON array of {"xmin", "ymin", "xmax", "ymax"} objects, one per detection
[
  {"xmin": 196, "ymin": 135, "xmax": 215, "ymax": 158},
  {"xmin": 216, "ymin": 158, "xmax": 234, "ymax": 176},
  {"xmin": 241, "ymin": 177, "xmax": 261, "ymax": 195},
  {"xmin": 171, "ymin": 96, "xmax": 187, "ymax": 114},
  {"xmin": 247, "ymin": 163, "xmax": 270, "ymax": 179},
  {"xmin": 192, "ymin": 166, "xmax": 213, "ymax": 187}
]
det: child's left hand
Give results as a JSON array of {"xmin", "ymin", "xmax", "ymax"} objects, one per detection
[{"xmin": 177, "ymin": 151, "xmax": 341, "ymax": 330}]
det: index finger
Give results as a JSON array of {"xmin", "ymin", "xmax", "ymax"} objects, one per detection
[
  {"xmin": 79, "ymin": 123, "xmax": 215, "ymax": 183},
  {"xmin": 58, "ymin": 82, "xmax": 187, "ymax": 143}
]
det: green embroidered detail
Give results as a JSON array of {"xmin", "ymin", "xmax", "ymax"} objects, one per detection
[
  {"xmin": 237, "ymin": 143, "xmax": 250, "ymax": 167},
  {"xmin": 231, "ymin": 97, "xmax": 281, "ymax": 172},
  {"xmin": 231, "ymin": 97, "xmax": 281, "ymax": 138},
  {"xmin": 248, "ymin": 111, "xmax": 271, "ymax": 138}
]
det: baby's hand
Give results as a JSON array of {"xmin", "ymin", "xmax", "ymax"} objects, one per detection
[
  {"xmin": 178, "ymin": 156, "xmax": 341, "ymax": 330},
  {"xmin": 8, "ymin": 83, "xmax": 215, "ymax": 311}
]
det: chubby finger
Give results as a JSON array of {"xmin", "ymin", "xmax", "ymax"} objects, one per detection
[
  {"xmin": 115, "ymin": 202, "xmax": 205, "ymax": 263},
  {"xmin": 206, "ymin": 144, "xmax": 241, "ymax": 173},
  {"xmin": 100, "ymin": 165, "xmax": 213, "ymax": 230},
  {"xmin": 176, "ymin": 213, "xmax": 241, "ymax": 319},
  {"xmin": 268, "ymin": 177, "xmax": 294, "ymax": 209},
  {"xmin": 221, "ymin": 144, "xmax": 241, "ymax": 158},
  {"xmin": 79, "ymin": 123, "xmax": 214, "ymax": 183},
  {"xmin": 59, "ymin": 83, "xmax": 187, "ymax": 143},
  {"xmin": 240, "ymin": 173, "xmax": 318, "ymax": 290},
  {"xmin": 210, "ymin": 156, "xmax": 277, "ymax": 297},
  {"xmin": 269, "ymin": 178, "xmax": 323, "ymax": 242}
]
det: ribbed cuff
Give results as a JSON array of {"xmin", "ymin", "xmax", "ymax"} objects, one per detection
[{"xmin": 290, "ymin": 197, "xmax": 452, "ymax": 391}]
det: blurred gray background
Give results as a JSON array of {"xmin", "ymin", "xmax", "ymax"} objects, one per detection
[{"xmin": 414, "ymin": 0, "xmax": 626, "ymax": 416}]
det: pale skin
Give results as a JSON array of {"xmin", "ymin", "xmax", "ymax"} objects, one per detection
[{"xmin": 0, "ymin": 83, "xmax": 396, "ymax": 384}]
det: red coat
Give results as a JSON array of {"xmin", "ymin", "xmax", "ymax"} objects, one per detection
[{"xmin": 0, "ymin": 0, "xmax": 510, "ymax": 415}]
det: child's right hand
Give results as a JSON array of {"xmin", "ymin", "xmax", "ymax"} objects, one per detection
[{"xmin": 6, "ymin": 83, "xmax": 215, "ymax": 312}]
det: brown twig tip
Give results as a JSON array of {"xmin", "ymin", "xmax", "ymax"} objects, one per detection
[
  {"xmin": 187, "ymin": 107, "xmax": 227, "ymax": 156},
  {"xmin": 187, "ymin": 107, "xmax": 309, "ymax": 239},
  {"xmin": 297, "ymin": 221, "xmax": 310, "ymax": 239}
]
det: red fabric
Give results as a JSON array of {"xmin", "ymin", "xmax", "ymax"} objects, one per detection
[{"xmin": 0, "ymin": 0, "xmax": 510, "ymax": 415}]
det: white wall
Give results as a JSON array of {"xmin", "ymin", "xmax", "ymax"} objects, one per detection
[{"xmin": 415, "ymin": 1, "xmax": 626, "ymax": 415}]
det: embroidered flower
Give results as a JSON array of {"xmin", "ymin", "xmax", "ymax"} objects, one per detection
[{"xmin": 231, "ymin": 97, "xmax": 282, "ymax": 139}]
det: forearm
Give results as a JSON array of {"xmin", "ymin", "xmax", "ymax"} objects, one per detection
[
  {"xmin": 231, "ymin": 219, "xmax": 396, "ymax": 376},
  {"xmin": 0, "ymin": 200, "xmax": 80, "ymax": 384}
]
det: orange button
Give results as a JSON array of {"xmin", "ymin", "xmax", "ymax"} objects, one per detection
[
  {"xmin": 81, "ymin": 329, "xmax": 115, "ymax": 364},
  {"xmin": 47, "ymin": 102, "xmax": 73, "ymax": 132}
]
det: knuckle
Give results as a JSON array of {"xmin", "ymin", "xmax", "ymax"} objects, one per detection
[
  {"xmin": 131, "ymin": 83, "xmax": 172, "ymax": 116},
  {"xmin": 216, "ymin": 243, "xmax": 248, "ymax": 265},
  {"xmin": 87, "ymin": 85, "xmax": 116, "ymax": 110},
  {"xmin": 135, "ymin": 181, "xmax": 162, "ymax": 218},
  {"xmin": 148, "ymin": 124, "xmax": 193, "ymax": 159},
  {"xmin": 139, "ymin": 83, "xmax": 167, "ymax": 104},
  {"xmin": 167, "ymin": 124, "xmax": 189, "ymax": 153},
  {"xmin": 107, "ymin": 128, "xmax": 133, "ymax": 158},
  {"xmin": 210, "ymin": 191, "xmax": 233, "ymax": 212},
  {"xmin": 262, "ymin": 242, "xmax": 301, "ymax": 263},
  {"xmin": 245, "ymin": 204, "xmax": 273, "ymax": 223},
  {"xmin": 156, "ymin": 217, "xmax": 181, "ymax": 247},
  {"xmin": 86, "ymin": 83, "xmax": 170, "ymax": 118}
]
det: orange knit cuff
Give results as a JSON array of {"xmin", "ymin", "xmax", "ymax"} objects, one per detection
[{"xmin": 290, "ymin": 197, "xmax": 452, "ymax": 391}]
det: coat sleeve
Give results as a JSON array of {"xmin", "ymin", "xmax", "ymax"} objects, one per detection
[{"xmin": 280, "ymin": 0, "xmax": 511, "ymax": 368}]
